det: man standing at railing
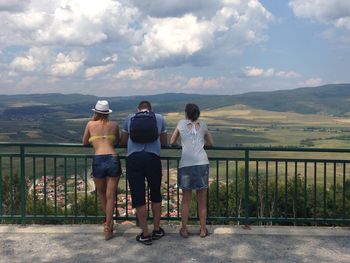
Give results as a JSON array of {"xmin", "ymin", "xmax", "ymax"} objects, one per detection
[{"xmin": 120, "ymin": 100, "xmax": 167, "ymax": 245}]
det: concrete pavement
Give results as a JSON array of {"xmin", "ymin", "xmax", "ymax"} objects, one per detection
[{"xmin": 1, "ymin": 224, "xmax": 350, "ymax": 263}]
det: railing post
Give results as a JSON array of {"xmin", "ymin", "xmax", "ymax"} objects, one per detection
[
  {"xmin": 0, "ymin": 156, "xmax": 2, "ymax": 216},
  {"xmin": 244, "ymin": 149, "xmax": 250, "ymax": 226},
  {"xmin": 20, "ymin": 145, "xmax": 26, "ymax": 224}
]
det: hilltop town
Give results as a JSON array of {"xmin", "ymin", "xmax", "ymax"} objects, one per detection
[{"xmin": 28, "ymin": 168, "xmax": 182, "ymax": 218}]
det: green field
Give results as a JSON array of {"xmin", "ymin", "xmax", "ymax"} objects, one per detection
[
  {"xmin": 165, "ymin": 104, "xmax": 350, "ymax": 149},
  {"xmin": 2, "ymin": 103, "xmax": 350, "ymax": 162},
  {"xmin": 2, "ymin": 102, "xmax": 350, "ymax": 187}
]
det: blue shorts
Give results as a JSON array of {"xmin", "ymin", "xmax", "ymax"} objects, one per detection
[
  {"xmin": 178, "ymin": 164, "xmax": 209, "ymax": 190},
  {"xmin": 92, "ymin": 154, "xmax": 122, "ymax": 179},
  {"xmin": 126, "ymin": 151, "xmax": 162, "ymax": 208}
]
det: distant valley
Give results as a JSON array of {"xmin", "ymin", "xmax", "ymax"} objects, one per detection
[{"xmin": 1, "ymin": 83, "xmax": 350, "ymax": 147}]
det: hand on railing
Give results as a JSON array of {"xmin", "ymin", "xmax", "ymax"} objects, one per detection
[{"xmin": 168, "ymin": 144, "xmax": 181, "ymax": 149}]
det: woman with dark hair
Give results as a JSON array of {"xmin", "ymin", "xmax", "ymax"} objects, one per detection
[
  {"xmin": 83, "ymin": 100, "xmax": 122, "ymax": 240},
  {"xmin": 170, "ymin": 103, "xmax": 214, "ymax": 238}
]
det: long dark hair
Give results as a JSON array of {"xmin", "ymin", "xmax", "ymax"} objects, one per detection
[
  {"xmin": 92, "ymin": 112, "xmax": 109, "ymax": 122},
  {"xmin": 185, "ymin": 103, "xmax": 200, "ymax": 122}
]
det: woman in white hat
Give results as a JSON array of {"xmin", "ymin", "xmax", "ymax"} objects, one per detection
[{"xmin": 83, "ymin": 100, "xmax": 122, "ymax": 240}]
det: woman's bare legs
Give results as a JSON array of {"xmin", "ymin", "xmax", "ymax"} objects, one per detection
[
  {"xmin": 105, "ymin": 176, "xmax": 119, "ymax": 225},
  {"xmin": 94, "ymin": 176, "xmax": 119, "ymax": 239},
  {"xmin": 94, "ymin": 177, "xmax": 119, "ymax": 222},
  {"xmin": 181, "ymin": 189, "xmax": 192, "ymax": 236},
  {"xmin": 196, "ymin": 188, "xmax": 207, "ymax": 236},
  {"xmin": 94, "ymin": 177, "xmax": 107, "ymax": 214}
]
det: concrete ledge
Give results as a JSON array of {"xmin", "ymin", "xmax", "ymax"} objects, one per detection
[
  {"xmin": 2, "ymin": 224, "xmax": 350, "ymax": 263},
  {"xmin": 1, "ymin": 224, "xmax": 350, "ymax": 236}
]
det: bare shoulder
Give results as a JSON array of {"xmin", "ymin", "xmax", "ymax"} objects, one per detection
[
  {"xmin": 85, "ymin": 120, "xmax": 94, "ymax": 127},
  {"xmin": 109, "ymin": 121, "xmax": 119, "ymax": 128},
  {"xmin": 86, "ymin": 120, "xmax": 100, "ymax": 130}
]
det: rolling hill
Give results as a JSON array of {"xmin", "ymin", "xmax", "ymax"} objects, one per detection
[
  {"xmin": 1, "ymin": 83, "xmax": 350, "ymax": 119},
  {"xmin": 1, "ymin": 83, "xmax": 350, "ymax": 144}
]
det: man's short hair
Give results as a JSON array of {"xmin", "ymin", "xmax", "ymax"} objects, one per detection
[{"xmin": 138, "ymin": 100, "xmax": 152, "ymax": 111}]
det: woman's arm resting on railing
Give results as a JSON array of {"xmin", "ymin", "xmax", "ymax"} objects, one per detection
[
  {"xmin": 170, "ymin": 128, "xmax": 179, "ymax": 145},
  {"xmin": 82, "ymin": 122, "xmax": 91, "ymax": 146},
  {"xmin": 114, "ymin": 123, "xmax": 120, "ymax": 146},
  {"xmin": 204, "ymin": 130, "xmax": 214, "ymax": 146}
]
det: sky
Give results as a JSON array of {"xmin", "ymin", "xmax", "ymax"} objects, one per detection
[{"xmin": 0, "ymin": 0, "xmax": 349, "ymax": 96}]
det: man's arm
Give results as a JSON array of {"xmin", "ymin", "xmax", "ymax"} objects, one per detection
[
  {"xmin": 160, "ymin": 132, "xmax": 168, "ymax": 146},
  {"xmin": 159, "ymin": 115, "xmax": 168, "ymax": 146},
  {"xmin": 119, "ymin": 116, "xmax": 130, "ymax": 146},
  {"xmin": 119, "ymin": 131, "xmax": 129, "ymax": 146}
]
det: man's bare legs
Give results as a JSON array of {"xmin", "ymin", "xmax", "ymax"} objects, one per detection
[{"xmin": 136, "ymin": 201, "xmax": 162, "ymax": 236}]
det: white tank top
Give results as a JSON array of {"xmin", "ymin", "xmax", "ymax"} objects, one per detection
[{"xmin": 177, "ymin": 119, "xmax": 209, "ymax": 168}]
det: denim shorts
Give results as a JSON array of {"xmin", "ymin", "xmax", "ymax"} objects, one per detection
[
  {"xmin": 178, "ymin": 164, "xmax": 209, "ymax": 190},
  {"xmin": 92, "ymin": 154, "xmax": 122, "ymax": 179}
]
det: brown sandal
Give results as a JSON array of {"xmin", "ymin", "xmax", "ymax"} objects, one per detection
[
  {"xmin": 199, "ymin": 227, "xmax": 209, "ymax": 238},
  {"xmin": 104, "ymin": 221, "xmax": 114, "ymax": 240},
  {"xmin": 179, "ymin": 228, "xmax": 189, "ymax": 238}
]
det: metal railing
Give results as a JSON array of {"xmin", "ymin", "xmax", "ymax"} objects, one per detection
[{"xmin": 1, "ymin": 142, "xmax": 350, "ymax": 225}]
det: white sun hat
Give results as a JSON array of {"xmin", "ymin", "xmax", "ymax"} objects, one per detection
[{"xmin": 92, "ymin": 100, "xmax": 112, "ymax": 114}]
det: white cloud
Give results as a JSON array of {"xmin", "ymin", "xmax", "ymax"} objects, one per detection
[
  {"xmin": 299, "ymin": 78, "xmax": 323, "ymax": 87},
  {"xmin": 275, "ymin": 71, "xmax": 302, "ymax": 78},
  {"xmin": 132, "ymin": 14, "xmax": 214, "ymax": 65},
  {"xmin": 1, "ymin": 1, "xmax": 274, "ymax": 78},
  {"xmin": 16, "ymin": 76, "xmax": 38, "ymax": 90},
  {"xmin": 0, "ymin": 70, "xmax": 15, "ymax": 84},
  {"xmin": 50, "ymin": 51, "xmax": 85, "ymax": 77},
  {"xmin": 129, "ymin": 0, "xmax": 218, "ymax": 18},
  {"xmin": 0, "ymin": 0, "xmax": 28, "ymax": 11},
  {"xmin": 8, "ymin": 46, "xmax": 88, "ymax": 78},
  {"xmin": 9, "ymin": 46, "xmax": 51, "ymax": 72},
  {"xmin": 102, "ymin": 54, "xmax": 118, "ymax": 63},
  {"xmin": 116, "ymin": 68, "xmax": 149, "ymax": 80},
  {"xmin": 8, "ymin": 11, "xmax": 47, "ymax": 30},
  {"xmin": 10, "ymin": 55, "xmax": 39, "ymax": 72},
  {"xmin": 1, "ymin": 0, "xmax": 140, "ymax": 46},
  {"xmin": 133, "ymin": 1, "xmax": 273, "ymax": 67},
  {"xmin": 289, "ymin": 0, "xmax": 350, "ymax": 30},
  {"xmin": 85, "ymin": 64, "xmax": 114, "ymax": 79},
  {"xmin": 213, "ymin": 0, "xmax": 273, "ymax": 43},
  {"xmin": 186, "ymin": 76, "xmax": 222, "ymax": 89},
  {"xmin": 0, "ymin": 0, "xmax": 290, "ymax": 96},
  {"xmin": 244, "ymin": 66, "xmax": 274, "ymax": 77},
  {"xmin": 243, "ymin": 66, "xmax": 301, "ymax": 78}
]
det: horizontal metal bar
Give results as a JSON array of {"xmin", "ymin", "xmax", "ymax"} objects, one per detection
[
  {"xmin": 251, "ymin": 158, "xmax": 350, "ymax": 163},
  {"xmin": 2, "ymin": 142, "xmax": 350, "ymax": 153},
  {"xmin": 3, "ymin": 154, "xmax": 349, "ymax": 163},
  {"xmin": 0, "ymin": 153, "xmax": 20, "ymax": 157},
  {"xmin": 1, "ymin": 153, "xmax": 349, "ymax": 163},
  {"xmin": 2, "ymin": 215, "xmax": 350, "ymax": 224}
]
